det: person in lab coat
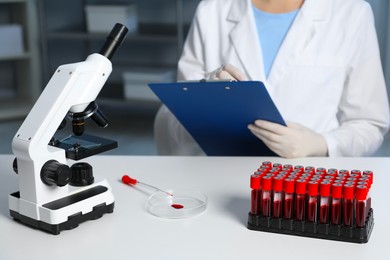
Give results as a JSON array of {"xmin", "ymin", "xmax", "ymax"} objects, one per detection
[{"xmin": 154, "ymin": 0, "xmax": 390, "ymax": 158}]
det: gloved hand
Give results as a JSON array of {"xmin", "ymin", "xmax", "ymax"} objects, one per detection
[
  {"xmin": 205, "ymin": 64, "xmax": 247, "ymax": 81},
  {"xmin": 247, "ymin": 120, "xmax": 328, "ymax": 158}
]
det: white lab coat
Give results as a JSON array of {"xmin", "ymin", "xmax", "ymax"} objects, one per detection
[{"xmin": 154, "ymin": 0, "xmax": 390, "ymax": 157}]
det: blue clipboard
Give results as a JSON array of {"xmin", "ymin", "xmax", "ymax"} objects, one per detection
[{"xmin": 149, "ymin": 81, "xmax": 286, "ymax": 156}]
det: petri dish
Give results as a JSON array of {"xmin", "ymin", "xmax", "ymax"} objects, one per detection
[{"xmin": 146, "ymin": 190, "xmax": 207, "ymax": 219}]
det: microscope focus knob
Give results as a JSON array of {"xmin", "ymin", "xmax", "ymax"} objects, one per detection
[
  {"xmin": 41, "ymin": 160, "xmax": 71, "ymax": 187},
  {"xmin": 70, "ymin": 162, "xmax": 94, "ymax": 186}
]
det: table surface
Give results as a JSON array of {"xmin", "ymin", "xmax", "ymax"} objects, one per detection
[{"xmin": 0, "ymin": 155, "xmax": 389, "ymax": 260}]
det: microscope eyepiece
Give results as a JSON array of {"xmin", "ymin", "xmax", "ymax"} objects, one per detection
[{"xmin": 99, "ymin": 23, "xmax": 129, "ymax": 60}]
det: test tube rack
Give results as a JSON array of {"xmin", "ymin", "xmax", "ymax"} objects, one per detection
[
  {"xmin": 247, "ymin": 162, "xmax": 374, "ymax": 243},
  {"xmin": 247, "ymin": 208, "xmax": 374, "ymax": 243}
]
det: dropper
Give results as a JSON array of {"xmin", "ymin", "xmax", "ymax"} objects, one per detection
[{"xmin": 121, "ymin": 175, "xmax": 173, "ymax": 196}]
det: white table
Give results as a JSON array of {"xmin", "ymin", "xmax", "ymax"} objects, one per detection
[{"xmin": 0, "ymin": 155, "xmax": 389, "ymax": 260}]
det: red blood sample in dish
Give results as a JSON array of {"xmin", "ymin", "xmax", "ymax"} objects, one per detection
[{"xmin": 171, "ymin": 204, "xmax": 184, "ymax": 209}]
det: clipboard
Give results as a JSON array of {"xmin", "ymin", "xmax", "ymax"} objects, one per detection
[{"xmin": 149, "ymin": 81, "xmax": 286, "ymax": 156}]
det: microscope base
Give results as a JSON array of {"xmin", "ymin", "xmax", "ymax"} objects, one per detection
[{"xmin": 9, "ymin": 181, "xmax": 115, "ymax": 235}]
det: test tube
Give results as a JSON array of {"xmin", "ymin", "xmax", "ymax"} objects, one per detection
[
  {"xmin": 272, "ymin": 176, "xmax": 284, "ymax": 218},
  {"xmin": 319, "ymin": 182, "xmax": 331, "ymax": 224},
  {"xmin": 307, "ymin": 181, "xmax": 319, "ymax": 222},
  {"xmin": 331, "ymin": 183, "xmax": 343, "ymax": 225},
  {"xmin": 261, "ymin": 176, "xmax": 273, "ymax": 217},
  {"xmin": 283, "ymin": 178, "xmax": 295, "ymax": 220},
  {"xmin": 295, "ymin": 179, "xmax": 307, "ymax": 221},
  {"xmin": 355, "ymin": 185, "xmax": 368, "ymax": 228},
  {"xmin": 343, "ymin": 184, "xmax": 355, "ymax": 227},
  {"xmin": 250, "ymin": 174, "xmax": 261, "ymax": 215}
]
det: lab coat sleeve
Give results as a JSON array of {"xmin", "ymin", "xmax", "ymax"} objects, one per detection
[
  {"xmin": 323, "ymin": 4, "xmax": 390, "ymax": 157},
  {"xmin": 154, "ymin": 2, "xmax": 208, "ymax": 155}
]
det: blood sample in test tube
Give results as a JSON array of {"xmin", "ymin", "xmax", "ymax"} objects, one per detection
[
  {"xmin": 307, "ymin": 181, "xmax": 319, "ymax": 222},
  {"xmin": 331, "ymin": 183, "xmax": 343, "ymax": 225},
  {"xmin": 250, "ymin": 174, "xmax": 261, "ymax": 215},
  {"xmin": 295, "ymin": 179, "xmax": 307, "ymax": 221},
  {"xmin": 261, "ymin": 176, "xmax": 273, "ymax": 217},
  {"xmin": 343, "ymin": 184, "xmax": 355, "ymax": 227},
  {"xmin": 355, "ymin": 185, "xmax": 368, "ymax": 228},
  {"xmin": 283, "ymin": 178, "xmax": 295, "ymax": 220},
  {"xmin": 319, "ymin": 182, "xmax": 331, "ymax": 224},
  {"xmin": 272, "ymin": 176, "xmax": 284, "ymax": 218}
]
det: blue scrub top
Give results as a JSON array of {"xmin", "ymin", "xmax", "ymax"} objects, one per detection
[{"xmin": 252, "ymin": 6, "xmax": 299, "ymax": 77}]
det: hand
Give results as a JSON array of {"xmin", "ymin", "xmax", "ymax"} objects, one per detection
[
  {"xmin": 206, "ymin": 64, "xmax": 247, "ymax": 81},
  {"xmin": 247, "ymin": 120, "xmax": 328, "ymax": 158}
]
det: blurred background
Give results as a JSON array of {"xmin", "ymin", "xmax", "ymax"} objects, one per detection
[{"xmin": 0, "ymin": 0, "xmax": 389, "ymax": 156}]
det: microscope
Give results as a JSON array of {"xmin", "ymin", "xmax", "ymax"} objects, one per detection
[{"xmin": 9, "ymin": 24, "xmax": 128, "ymax": 235}]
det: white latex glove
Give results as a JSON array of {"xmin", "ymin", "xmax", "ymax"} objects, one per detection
[
  {"xmin": 247, "ymin": 120, "xmax": 328, "ymax": 158},
  {"xmin": 205, "ymin": 64, "xmax": 247, "ymax": 81}
]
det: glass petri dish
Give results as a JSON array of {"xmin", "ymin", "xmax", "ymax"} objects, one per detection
[{"xmin": 146, "ymin": 190, "xmax": 207, "ymax": 219}]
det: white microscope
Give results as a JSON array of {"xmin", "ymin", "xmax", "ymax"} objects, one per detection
[{"xmin": 9, "ymin": 23, "xmax": 128, "ymax": 234}]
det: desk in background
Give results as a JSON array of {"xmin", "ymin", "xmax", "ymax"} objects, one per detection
[{"xmin": 0, "ymin": 155, "xmax": 389, "ymax": 260}]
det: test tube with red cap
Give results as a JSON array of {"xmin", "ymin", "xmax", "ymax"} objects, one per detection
[
  {"xmin": 272, "ymin": 176, "xmax": 284, "ymax": 218},
  {"xmin": 343, "ymin": 184, "xmax": 355, "ymax": 227},
  {"xmin": 283, "ymin": 178, "xmax": 295, "ymax": 220},
  {"xmin": 319, "ymin": 182, "xmax": 332, "ymax": 224},
  {"xmin": 295, "ymin": 179, "xmax": 307, "ymax": 221},
  {"xmin": 261, "ymin": 176, "xmax": 273, "ymax": 217},
  {"xmin": 307, "ymin": 181, "xmax": 319, "ymax": 222},
  {"xmin": 331, "ymin": 183, "xmax": 343, "ymax": 225},
  {"xmin": 355, "ymin": 185, "xmax": 369, "ymax": 228},
  {"xmin": 250, "ymin": 174, "xmax": 261, "ymax": 215}
]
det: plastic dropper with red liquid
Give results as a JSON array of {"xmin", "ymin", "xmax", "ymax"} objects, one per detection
[{"xmin": 121, "ymin": 175, "xmax": 184, "ymax": 209}]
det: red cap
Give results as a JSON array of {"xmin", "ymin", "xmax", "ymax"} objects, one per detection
[
  {"xmin": 362, "ymin": 170, "xmax": 374, "ymax": 184},
  {"xmin": 262, "ymin": 176, "xmax": 273, "ymax": 191},
  {"xmin": 250, "ymin": 174, "xmax": 261, "ymax": 189},
  {"xmin": 273, "ymin": 177, "xmax": 284, "ymax": 192},
  {"xmin": 272, "ymin": 163, "xmax": 283, "ymax": 169},
  {"xmin": 295, "ymin": 179, "xmax": 307, "ymax": 194},
  {"xmin": 355, "ymin": 185, "xmax": 368, "ymax": 200},
  {"xmin": 283, "ymin": 178, "xmax": 295, "ymax": 193},
  {"xmin": 316, "ymin": 167, "xmax": 327, "ymax": 173},
  {"xmin": 343, "ymin": 184, "xmax": 355, "ymax": 200},
  {"xmin": 307, "ymin": 181, "xmax": 319, "ymax": 196},
  {"xmin": 262, "ymin": 161, "xmax": 272, "ymax": 167},
  {"xmin": 350, "ymin": 169, "xmax": 361, "ymax": 176},
  {"xmin": 319, "ymin": 182, "xmax": 331, "ymax": 197},
  {"xmin": 331, "ymin": 183, "xmax": 343, "ymax": 199},
  {"xmin": 293, "ymin": 165, "xmax": 304, "ymax": 172}
]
